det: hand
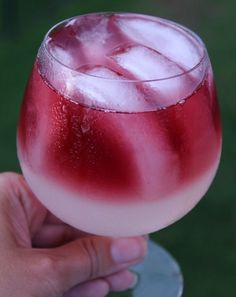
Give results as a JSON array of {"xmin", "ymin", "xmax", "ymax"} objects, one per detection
[{"xmin": 0, "ymin": 173, "xmax": 147, "ymax": 297}]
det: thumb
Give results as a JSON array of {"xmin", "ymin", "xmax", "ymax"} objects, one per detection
[{"xmin": 34, "ymin": 235, "xmax": 147, "ymax": 296}]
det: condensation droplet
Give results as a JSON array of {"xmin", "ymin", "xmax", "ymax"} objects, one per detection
[
  {"xmin": 62, "ymin": 104, "xmax": 67, "ymax": 113},
  {"xmin": 179, "ymin": 99, "xmax": 186, "ymax": 105},
  {"xmin": 81, "ymin": 121, "xmax": 90, "ymax": 133}
]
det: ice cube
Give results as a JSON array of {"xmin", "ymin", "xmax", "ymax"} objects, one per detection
[
  {"xmin": 116, "ymin": 16, "xmax": 202, "ymax": 70},
  {"xmin": 78, "ymin": 16, "xmax": 109, "ymax": 44},
  {"xmin": 66, "ymin": 66, "xmax": 150, "ymax": 112},
  {"xmin": 113, "ymin": 112, "xmax": 182, "ymax": 200},
  {"xmin": 48, "ymin": 45, "xmax": 75, "ymax": 69},
  {"xmin": 74, "ymin": 15, "xmax": 111, "ymax": 65},
  {"xmin": 109, "ymin": 44, "xmax": 198, "ymax": 108},
  {"xmin": 109, "ymin": 44, "xmax": 183, "ymax": 80},
  {"xmin": 47, "ymin": 15, "xmax": 111, "ymax": 71}
]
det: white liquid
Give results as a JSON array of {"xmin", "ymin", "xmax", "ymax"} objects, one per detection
[{"xmin": 21, "ymin": 156, "xmax": 220, "ymax": 237}]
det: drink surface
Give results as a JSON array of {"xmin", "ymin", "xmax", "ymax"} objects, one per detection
[{"xmin": 17, "ymin": 13, "xmax": 221, "ymax": 235}]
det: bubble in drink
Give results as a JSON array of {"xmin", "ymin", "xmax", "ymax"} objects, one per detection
[{"xmin": 17, "ymin": 13, "xmax": 221, "ymax": 236}]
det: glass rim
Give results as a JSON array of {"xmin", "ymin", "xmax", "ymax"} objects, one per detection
[{"xmin": 40, "ymin": 11, "xmax": 208, "ymax": 83}]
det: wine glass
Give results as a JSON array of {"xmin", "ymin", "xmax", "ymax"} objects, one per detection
[{"xmin": 17, "ymin": 12, "xmax": 222, "ymax": 297}]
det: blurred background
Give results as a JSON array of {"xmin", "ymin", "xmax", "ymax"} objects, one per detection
[{"xmin": 0, "ymin": 0, "xmax": 235, "ymax": 296}]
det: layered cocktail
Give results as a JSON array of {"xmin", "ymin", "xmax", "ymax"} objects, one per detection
[{"xmin": 17, "ymin": 13, "xmax": 221, "ymax": 236}]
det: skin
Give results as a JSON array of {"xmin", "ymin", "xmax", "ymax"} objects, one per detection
[{"xmin": 0, "ymin": 172, "xmax": 147, "ymax": 297}]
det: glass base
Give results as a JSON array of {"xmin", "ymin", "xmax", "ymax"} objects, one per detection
[{"xmin": 109, "ymin": 240, "xmax": 183, "ymax": 297}]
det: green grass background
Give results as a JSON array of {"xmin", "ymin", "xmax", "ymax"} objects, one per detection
[{"xmin": 0, "ymin": 0, "xmax": 235, "ymax": 296}]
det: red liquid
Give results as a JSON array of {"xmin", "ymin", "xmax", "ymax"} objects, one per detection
[
  {"xmin": 18, "ymin": 64, "xmax": 221, "ymax": 202},
  {"xmin": 17, "ymin": 13, "xmax": 221, "ymax": 235}
]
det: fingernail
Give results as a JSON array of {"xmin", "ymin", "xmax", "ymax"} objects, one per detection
[
  {"xmin": 111, "ymin": 237, "xmax": 147, "ymax": 264},
  {"xmin": 129, "ymin": 272, "xmax": 138, "ymax": 289}
]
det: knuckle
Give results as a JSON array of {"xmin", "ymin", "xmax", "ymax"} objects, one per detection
[
  {"xmin": 0, "ymin": 172, "xmax": 23, "ymax": 190},
  {"xmin": 0, "ymin": 172, "xmax": 24, "ymax": 203},
  {"xmin": 35, "ymin": 254, "xmax": 58, "ymax": 276},
  {"xmin": 33, "ymin": 254, "xmax": 62, "ymax": 295},
  {"xmin": 79, "ymin": 238, "xmax": 100, "ymax": 279}
]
